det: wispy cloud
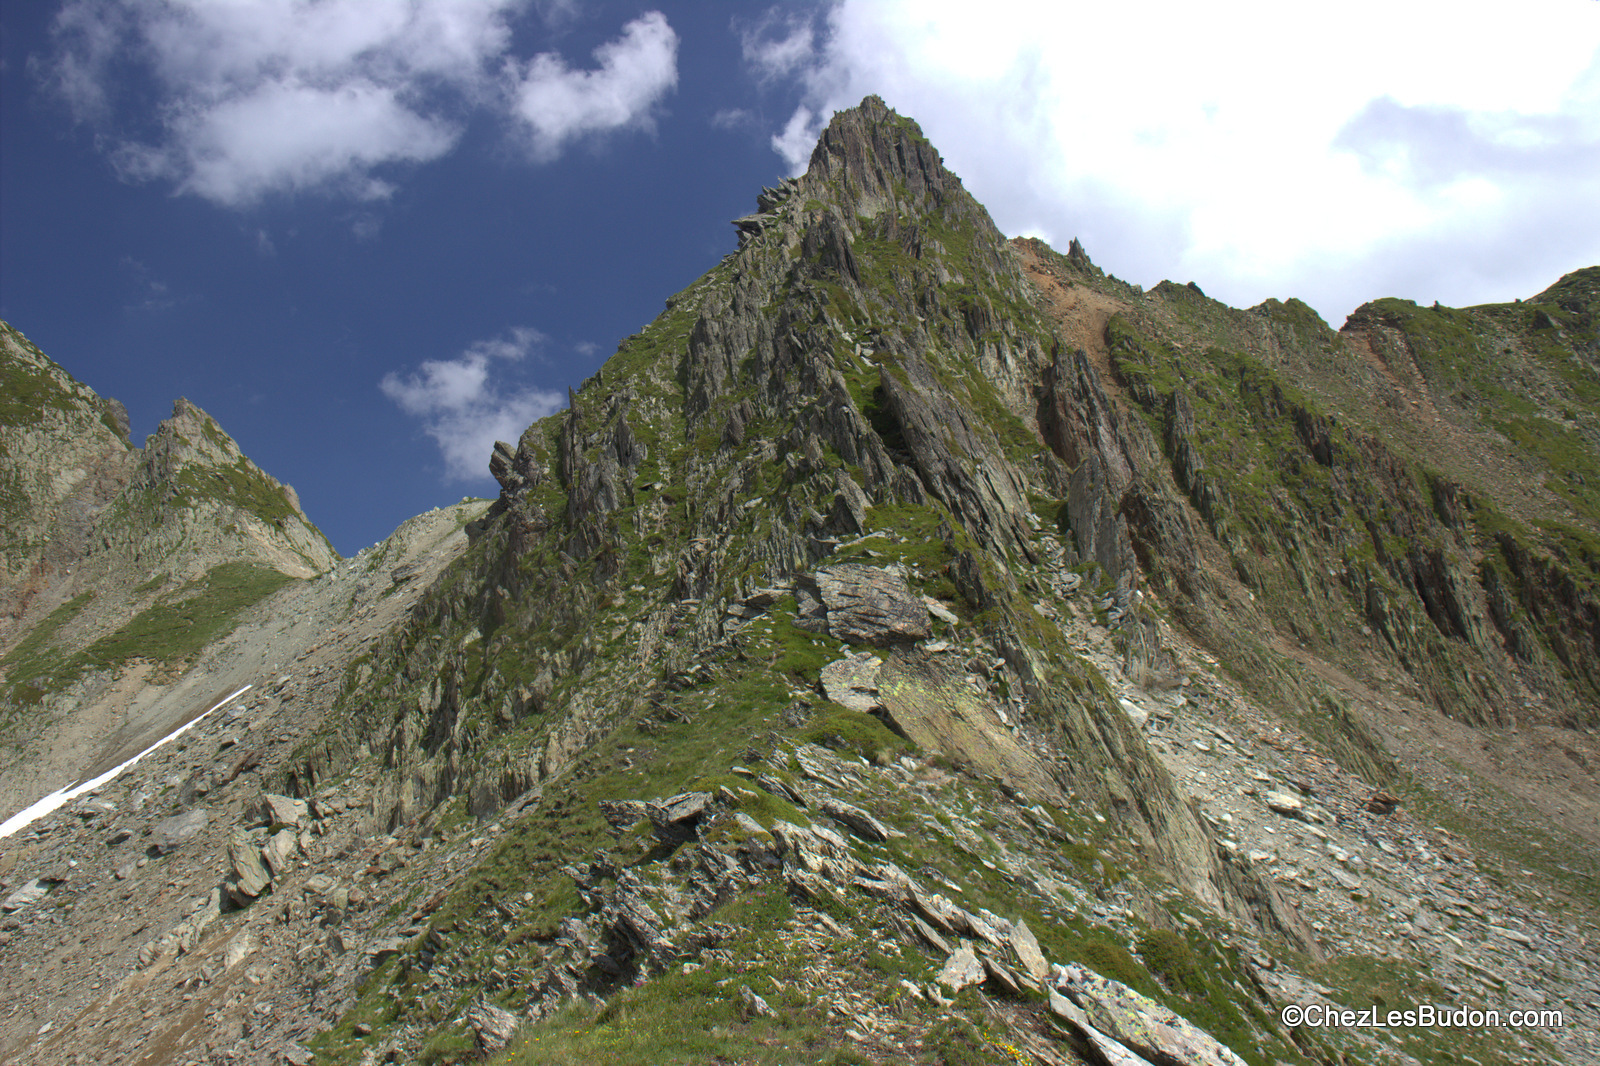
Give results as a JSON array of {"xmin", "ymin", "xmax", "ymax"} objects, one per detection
[
  {"xmin": 380, "ymin": 327, "xmax": 564, "ymax": 482},
  {"xmin": 40, "ymin": 2, "xmax": 680, "ymax": 208},
  {"xmin": 119, "ymin": 254, "xmax": 183, "ymax": 312},
  {"xmin": 737, "ymin": 11, "xmax": 815, "ymax": 84},
  {"xmin": 710, "ymin": 107, "xmax": 756, "ymax": 131},
  {"xmin": 505, "ymin": 11, "xmax": 679, "ymax": 162}
]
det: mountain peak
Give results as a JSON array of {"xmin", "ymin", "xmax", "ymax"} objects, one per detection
[
  {"xmin": 799, "ymin": 95, "xmax": 960, "ymax": 222},
  {"xmin": 129, "ymin": 395, "xmax": 322, "ymax": 550},
  {"xmin": 145, "ymin": 397, "xmax": 244, "ymax": 471}
]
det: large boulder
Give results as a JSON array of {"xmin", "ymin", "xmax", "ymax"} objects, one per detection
[
  {"xmin": 2, "ymin": 878, "xmax": 60, "ymax": 913},
  {"xmin": 804, "ymin": 565, "xmax": 930, "ymax": 645},
  {"xmin": 937, "ymin": 944, "xmax": 985, "ymax": 991},
  {"xmin": 819, "ymin": 652, "xmax": 883, "ymax": 711},
  {"xmin": 261, "ymin": 827, "xmax": 300, "ymax": 877},
  {"xmin": 259, "ymin": 793, "xmax": 309, "ymax": 828},
  {"xmin": 467, "ymin": 1000, "xmax": 520, "ymax": 1052},
  {"xmin": 645, "ymin": 791, "xmax": 714, "ymax": 843},
  {"xmin": 875, "ymin": 651, "xmax": 1059, "ymax": 800},
  {"xmin": 151, "ymin": 808, "xmax": 209, "ymax": 853},
  {"xmin": 228, "ymin": 830, "xmax": 272, "ymax": 903}
]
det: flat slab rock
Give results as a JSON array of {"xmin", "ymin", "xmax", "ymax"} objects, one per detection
[
  {"xmin": 817, "ymin": 795, "xmax": 894, "ymax": 843},
  {"xmin": 1264, "ymin": 791, "xmax": 1308, "ymax": 819},
  {"xmin": 1053, "ymin": 962, "xmax": 1249, "ymax": 1066},
  {"xmin": 810, "ymin": 564, "xmax": 930, "ymax": 645},
  {"xmin": 1009, "ymin": 918, "xmax": 1048, "ymax": 983},
  {"xmin": 937, "ymin": 944, "xmax": 986, "ymax": 991},
  {"xmin": 647, "ymin": 791, "xmax": 714, "ymax": 827},
  {"xmin": 1, "ymin": 878, "xmax": 59, "ymax": 913},
  {"xmin": 820, "ymin": 651, "xmax": 883, "ymax": 711},
  {"xmin": 1047, "ymin": 989, "xmax": 1155, "ymax": 1066},
  {"xmin": 151, "ymin": 808, "xmax": 209, "ymax": 853}
]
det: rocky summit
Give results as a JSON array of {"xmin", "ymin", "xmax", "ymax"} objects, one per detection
[{"xmin": 1, "ymin": 96, "xmax": 1598, "ymax": 1066}]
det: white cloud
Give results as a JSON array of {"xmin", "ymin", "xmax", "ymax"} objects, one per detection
[
  {"xmin": 43, "ymin": 2, "xmax": 681, "ymax": 207},
  {"xmin": 381, "ymin": 327, "xmax": 564, "ymax": 481},
  {"xmin": 47, "ymin": 0, "xmax": 521, "ymax": 207},
  {"xmin": 738, "ymin": 12, "xmax": 814, "ymax": 83},
  {"xmin": 35, "ymin": 0, "xmax": 133, "ymax": 122},
  {"xmin": 132, "ymin": 79, "xmax": 459, "ymax": 204},
  {"xmin": 748, "ymin": 0, "xmax": 1600, "ymax": 323},
  {"xmin": 506, "ymin": 11, "xmax": 679, "ymax": 161},
  {"xmin": 771, "ymin": 105, "xmax": 825, "ymax": 169},
  {"xmin": 711, "ymin": 107, "xmax": 756, "ymax": 130}
]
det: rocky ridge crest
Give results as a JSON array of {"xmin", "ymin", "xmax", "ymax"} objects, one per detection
[{"xmin": 0, "ymin": 97, "xmax": 1597, "ymax": 1066}]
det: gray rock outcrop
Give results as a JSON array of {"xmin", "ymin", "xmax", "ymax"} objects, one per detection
[
  {"xmin": 804, "ymin": 565, "xmax": 930, "ymax": 646},
  {"xmin": 1053, "ymin": 962, "xmax": 1250, "ymax": 1066},
  {"xmin": 151, "ymin": 809, "xmax": 209, "ymax": 854}
]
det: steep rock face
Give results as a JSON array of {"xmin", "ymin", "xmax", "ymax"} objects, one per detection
[
  {"xmin": 103, "ymin": 396, "xmax": 336, "ymax": 582},
  {"xmin": 0, "ymin": 322, "xmax": 134, "ymax": 628},
  {"xmin": 1015, "ymin": 239, "xmax": 1600, "ymax": 733},
  {"xmin": 303, "ymin": 95, "xmax": 1303, "ymax": 965}
]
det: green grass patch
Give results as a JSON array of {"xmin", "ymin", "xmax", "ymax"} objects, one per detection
[
  {"xmin": 172, "ymin": 458, "xmax": 303, "ymax": 527},
  {"xmin": 88, "ymin": 562, "xmax": 294, "ymax": 669},
  {"xmin": 800, "ymin": 704, "xmax": 912, "ymax": 761},
  {"xmin": 0, "ymin": 332, "xmax": 90, "ymax": 424},
  {"xmin": 0, "ymin": 592, "xmax": 94, "ymax": 709}
]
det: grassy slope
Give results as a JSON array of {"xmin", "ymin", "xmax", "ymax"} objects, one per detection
[{"xmin": 0, "ymin": 562, "xmax": 295, "ymax": 715}]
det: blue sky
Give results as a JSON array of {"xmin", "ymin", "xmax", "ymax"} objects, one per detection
[{"xmin": 3, "ymin": 1, "xmax": 1597, "ymax": 557}]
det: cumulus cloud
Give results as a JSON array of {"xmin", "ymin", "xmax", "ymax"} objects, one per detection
[
  {"xmin": 380, "ymin": 327, "xmax": 564, "ymax": 482},
  {"xmin": 41, "ymin": 1, "xmax": 680, "ymax": 207},
  {"xmin": 124, "ymin": 79, "xmax": 458, "ymax": 204},
  {"xmin": 505, "ymin": 12, "xmax": 679, "ymax": 161},
  {"xmin": 43, "ymin": 0, "xmax": 518, "ymax": 207},
  {"xmin": 745, "ymin": 0, "xmax": 1600, "ymax": 323}
]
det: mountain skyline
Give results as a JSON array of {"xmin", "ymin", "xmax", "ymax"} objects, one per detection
[
  {"xmin": 3, "ymin": 0, "xmax": 1597, "ymax": 557},
  {"xmin": 2, "ymin": 85, "xmax": 1598, "ymax": 1066}
]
